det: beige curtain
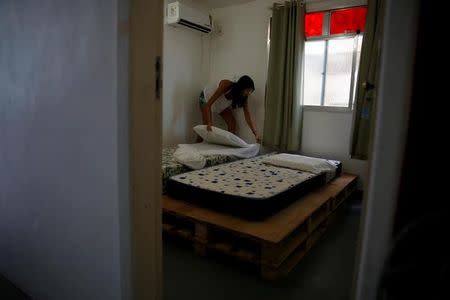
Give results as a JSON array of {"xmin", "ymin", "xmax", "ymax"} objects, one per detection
[
  {"xmin": 263, "ymin": 1, "xmax": 304, "ymax": 151},
  {"xmin": 350, "ymin": 0, "xmax": 385, "ymax": 159}
]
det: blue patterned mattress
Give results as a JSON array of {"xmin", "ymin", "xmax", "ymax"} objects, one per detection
[{"xmin": 166, "ymin": 155, "xmax": 342, "ymax": 219}]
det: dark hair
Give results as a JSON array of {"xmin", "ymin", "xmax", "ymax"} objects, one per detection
[{"xmin": 226, "ymin": 75, "xmax": 255, "ymax": 109}]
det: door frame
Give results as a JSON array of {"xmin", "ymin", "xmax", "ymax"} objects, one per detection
[
  {"xmin": 353, "ymin": 0, "xmax": 420, "ymax": 299},
  {"xmin": 129, "ymin": 0, "xmax": 164, "ymax": 299}
]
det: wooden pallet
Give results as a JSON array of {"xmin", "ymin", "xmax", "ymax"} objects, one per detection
[{"xmin": 162, "ymin": 173, "xmax": 357, "ymax": 279}]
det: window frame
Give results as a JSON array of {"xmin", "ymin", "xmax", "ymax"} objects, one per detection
[{"xmin": 304, "ymin": 9, "xmax": 365, "ymax": 111}]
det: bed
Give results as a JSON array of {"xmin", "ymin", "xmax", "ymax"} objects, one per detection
[
  {"xmin": 166, "ymin": 154, "xmax": 342, "ymax": 219},
  {"xmin": 162, "ymin": 173, "xmax": 357, "ymax": 279}
]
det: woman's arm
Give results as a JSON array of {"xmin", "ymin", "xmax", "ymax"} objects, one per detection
[
  {"xmin": 203, "ymin": 80, "xmax": 233, "ymax": 130},
  {"xmin": 243, "ymin": 102, "xmax": 261, "ymax": 143}
]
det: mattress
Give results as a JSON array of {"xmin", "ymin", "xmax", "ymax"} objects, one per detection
[
  {"xmin": 166, "ymin": 155, "xmax": 342, "ymax": 219},
  {"xmin": 162, "ymin": 147, "xmax": 236, "ymax": 193}
]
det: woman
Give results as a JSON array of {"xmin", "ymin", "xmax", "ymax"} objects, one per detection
[{"xmin": 198, "ymin": 75, "xmax": 261, "ymax": 143}]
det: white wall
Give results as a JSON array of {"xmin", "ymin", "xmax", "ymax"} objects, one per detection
[
  {"xmin": 302, "ymin": 110, "xmax": 368, "ymax": 189},
  {"xmin": 163, "ymin": 0, "xmax": 210, "ymax": 146},
  {"xmin": 0, "ymin": 1, "xmax": 130, "ymax": 299},
  {"xmin": 209, "ymin": 0, "xmax": 273, "ymax": 143},
  {"xmin": 195, "ymin": 0, "xmax": 255, "ymax": 9},
  {"xmin": 210, "ymin": 0, "xmax": 368, "ymax": 188}
]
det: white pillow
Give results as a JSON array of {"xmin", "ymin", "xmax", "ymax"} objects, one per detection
[
  {"xmin": 262, "ymin": 153, "xmax": 337, "ymax": 178},
  {"xmin": 193, "ymin": 125, "xmax": 249, "ymax": 148},
  {"xmin": 173, "ymin": 145, "xmax": 206, "ymax": 170}
]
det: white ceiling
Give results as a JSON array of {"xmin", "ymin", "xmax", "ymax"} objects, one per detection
[
  {"xmin": 193, "ymin": 0, "xmax": 368, "ymax": 10},
  {"xmin": 193, "ymin": 0, "xmax": 255, "ymax": 9}
]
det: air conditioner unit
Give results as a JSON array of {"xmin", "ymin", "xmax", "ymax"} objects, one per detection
[{"xmin": 166, "ymin": 1, "xmax": 212, "ymax": 34}]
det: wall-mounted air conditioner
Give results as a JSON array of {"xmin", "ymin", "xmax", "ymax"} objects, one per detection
[{"xmin": 166, "ymin": 1, "xmax": 213, "ymax": 34}]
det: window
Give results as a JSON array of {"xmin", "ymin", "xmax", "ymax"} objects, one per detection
[{"xmin": 303, "ymin": 6, "xmax": 367, "ymax": 108}]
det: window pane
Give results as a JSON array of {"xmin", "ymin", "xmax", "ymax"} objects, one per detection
[
  {"xmin": 305, "ymin": 12, "xmax": 324, "ymax": 37},
  {"xmin": 352, "ymin": 35, "xmax": 363, "ymax": 106},
  {"xmin": 330, "ymin": 6, "xmax": 367, "ymax": 35},
  {"xmin": 304, "ymin": 41, "xmax": 325, "ymax": 106},
  {"xmin": 324, "ymin": 38, "xmax": 354, "ymax": 107}
]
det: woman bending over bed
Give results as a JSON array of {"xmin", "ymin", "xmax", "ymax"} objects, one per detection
[{"xmin": 198, "ymin": 75, "xmax": 261, "ymax": 144}]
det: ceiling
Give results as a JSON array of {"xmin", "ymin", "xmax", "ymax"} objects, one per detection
[
  {"xmin": 193, "ymin": 0, "xmax": 368, "ymax": 10},
  {"xmin": 193, "ymin": 0, "xmax": 256, "ymax": 9}
]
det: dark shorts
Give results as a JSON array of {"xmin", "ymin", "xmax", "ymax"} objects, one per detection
[{"xmin": 199, "ymin": 91, "xmax": 207, "ymax": 109}]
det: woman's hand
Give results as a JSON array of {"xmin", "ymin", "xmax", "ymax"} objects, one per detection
[
  {"xmin": 207, "ymin": 124, "xmax": 213, "ymax": 131},
  {"xmin": 255, "ymin": 133, "xmax": 261, "ymax": 144}
]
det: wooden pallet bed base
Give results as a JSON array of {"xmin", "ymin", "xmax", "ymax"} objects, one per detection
[{"xmin": 162, "ymin": 173, "xmax": 357, "ymax": 279}]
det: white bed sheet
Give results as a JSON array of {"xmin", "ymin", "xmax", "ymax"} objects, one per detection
[
  {"xmin": 173, "ymin": 142, "xmax": 260, "ymax": 170},
  {"xmin": 178, "ymin": 142, "xmax": 260, "ymax": 158}
]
